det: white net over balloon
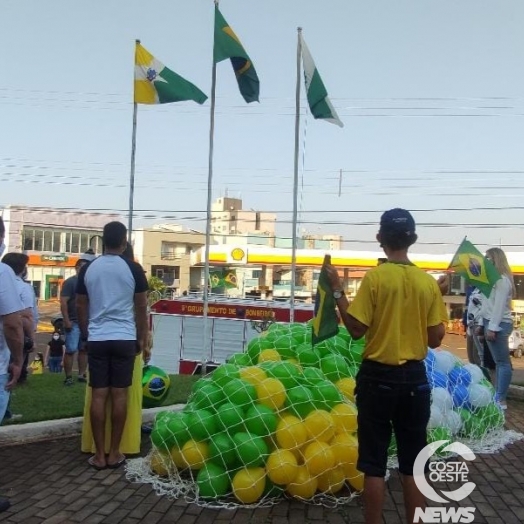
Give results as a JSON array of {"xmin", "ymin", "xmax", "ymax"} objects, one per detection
[{"xmin": 126, "ymin": 323, "xmax": 518, "ymax": 507}]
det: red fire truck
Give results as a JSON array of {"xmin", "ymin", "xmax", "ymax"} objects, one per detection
[{"xmin": 150, "ymin": 296, "xmax": 314, "ymax": 374}]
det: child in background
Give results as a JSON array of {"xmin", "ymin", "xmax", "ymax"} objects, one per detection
[
  {"xmin": 29, "ymin": 352, "xmax": 44, "ymax": 374},
  {"xmin": 45, "ymin": 332, "xmax": 65, "ymax": 373}
]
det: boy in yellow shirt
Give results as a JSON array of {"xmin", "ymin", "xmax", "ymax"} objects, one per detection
[{"xmin": 325, "ymin": 208, "xmax": 447, "ymax": 524}]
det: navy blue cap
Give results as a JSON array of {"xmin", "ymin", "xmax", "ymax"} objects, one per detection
[{"xmin": 380, "ymin": 208, "xmax": 416, "ymax": 235}]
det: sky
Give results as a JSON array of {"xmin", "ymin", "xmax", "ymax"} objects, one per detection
[{"xmin": 2, "ymin": 0, "xmax": 524, "ymax": 255}]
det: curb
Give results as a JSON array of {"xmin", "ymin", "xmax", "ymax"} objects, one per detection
[
  {"xmin": 0, "ymin": 404, "xmax": 185, "ymax": 448},
  {"xmin": 508, "ymin": 385, "xmax": 524, "ymax": 402}
]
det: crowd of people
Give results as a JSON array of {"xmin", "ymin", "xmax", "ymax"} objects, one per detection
[
  {"xmin": 0, "ymin": 210, "xmax": 517, "ymax": 522},
  {"xmin": 0, "ymin": 219, "xmax": 151, "ymax": 511}
]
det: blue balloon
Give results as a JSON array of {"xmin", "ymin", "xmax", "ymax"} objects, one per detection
[
  {"xmin": 428, "ymin": 370, "xmax": 448, "ymax": 389},
  {"xmin": 425, "ymin": 349, "xmax": 436, "ymax": 364},
  {"xmin": 448, "ymin": 367, "xmax": 472, "ymax": 388},
  {"xmin": 451, "ymin": 384, "xmax": 470, "ymax": 409}
]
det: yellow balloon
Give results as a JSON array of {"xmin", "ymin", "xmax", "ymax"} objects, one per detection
[
  {"xmin": 336, "ymin": 377, "xmax": 356, "ymax": 402},
  {"xmin": 180, "ymin": 440, "xmax": 209, "ymax": 470},
  {"xmin": 330, "ymin": 433, "xmax": 358, "ymax": 466},
  {"xmin": 275, "ymin": 415, "xmax": 308, "ymax": 450},
  {"xmin": 345, "ymin": 464, "xmax": 365, "ymax": 491},
  {"xmin": 330, "ymin": 402, "xmax": 358, "ymax": 434},
  {"xmin": 150, "ymin": 451, "xmax": 169, "ymax": 476},
  {"xmin": 239, "ymin": 366, "xmax": 267, "ymax": 386},
  {"xmin": 170, "ymin": 446, "xmax": 186, "ymax": 469},
  {"xmin": 286, "ymin": 465, "xmax": 318, "ymax": 499},
  {"xmin": 317, "ymin": 465, "xmax": 346, "ymax": 494},
  {"xmin": 256, "ymin": 378, "xmax": 287, "ymax": 410},
  {"xmin": 258, "ymin": 349, "xmax": 281, "ymax": 363},
  {"xmin": 304, "ymin": 410, "xmax": 336, "ymax": 443},
  {"xmin": 303, "ymin": 441, "xmax": 335, "ymax": 477},
  {"xmin": 266, "ymin": 449, "xmax": 299, "ymax": 485},
  {"xmin": 232, "ymin": 467, "xmax": 266, "ymax": 504}
]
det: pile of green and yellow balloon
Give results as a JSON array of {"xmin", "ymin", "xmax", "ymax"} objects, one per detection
[{"xmin": 149, "ymin": 322, "xmax": 365, "ymax": 504}]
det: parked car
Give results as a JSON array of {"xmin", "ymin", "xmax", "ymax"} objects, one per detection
[{"xmin": 509, "ymin": 329, "xmax": 523, "ymax": 359}]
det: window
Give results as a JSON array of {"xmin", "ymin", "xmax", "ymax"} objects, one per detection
[
  {"xmin": 65, "ymin": 232, "xmax": 71, "ymax": 253},
  {"xmin": 34, "ymin": 230, "xmax": 43, "ymax": 251},
  {"xmin": 71, "ymin": 233, "xmax": 80, "ymax": 253},
  {"xmin": 80, "ymin": 233, "xmax": 89, "ymax": 253},
  {"xmin": 43, "ymin": 230, "xmax": 53, "ymax": 252},
  {"xmin": 22, "ymin": 228, "xmax": 34, "ymax": 250},
  {"xmin": 252, "ymin": 270, "xmax": 262, "ymax": 278},
  {"xmin": 52, "ymin": 232, "xmax": 61, "ymax": 252},
  {"xmin": 255, "ymin": 212, "xmax": 261, "ymax": 230}
]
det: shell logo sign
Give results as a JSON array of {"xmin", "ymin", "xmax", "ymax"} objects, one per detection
[{"xmin": 228, "ymin": 247, "xmax": 247, "ymax": 264}]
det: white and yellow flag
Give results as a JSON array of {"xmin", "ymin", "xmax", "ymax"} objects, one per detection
[{"xmin": 134, "ymin": 42, "xmax": 207, "ymax": 105}]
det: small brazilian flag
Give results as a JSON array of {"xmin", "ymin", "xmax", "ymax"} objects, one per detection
[
  {"xmin": 312, "ymin": 255, "xmax": 339, "ymax": 345},
  {"xmin": 448, "ymin": 238, "xmax": 501, "ymax": 297},
  {"xmin": 213, "ymin": 5, "xmax": 260, "ymax": 103}
]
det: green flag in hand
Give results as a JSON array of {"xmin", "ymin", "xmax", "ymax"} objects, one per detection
[
  {"xmin": 312, "ymin": 255, "xmax": 339, "ymax": 345},
  {"xmin": 214, "ymin": 6, "xmax": 260, "ymax": 103},
  {"xmin": 448, "ymin": 238, "xmax": 501, "ymax": 297}
]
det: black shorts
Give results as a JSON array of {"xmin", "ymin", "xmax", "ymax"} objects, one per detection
[
  {"xmin": 87, "ymin": 340, "xmax": 137, "ymax": 389},
  {"xmin": 355, "ymin": 359, "xmax": 430, "ymax": 478}
]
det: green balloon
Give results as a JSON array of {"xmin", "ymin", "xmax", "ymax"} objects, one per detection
[
  {"xmin": 427, "ymin": 427, "xmax": 453, "ymax": 455},
  {"xmin": 217, "ymin": 402, "xmax": 245, "ymax": 434},
  {"xmin": 208, "ymin": 432, "xmax": 238, "ymax": 469},
  {"xmin": 226, "ymin": 353, "xmax": 252, "ymax": 367},
  {"xmin": 234, "ymin": 432, "xmax": 269, "ymax": 467},
  {"xmin": 301, "ymin": 367, "xmax": 326, "ymax": 385},
  {"xmin": 245, "ymin": 404, "xmax": 278, "ymax": 437},
  {"xmin": 388, "ymin": 434, "xmax": 397, "ymax": 456},
  {"xmin": 223, "ymin": 378, "xmax": 257, "ymax": 408},
  {"xmin": 295, "ymin": 344, "xmax": 320, "ymax": 368},
  {"xmin": 285, "ymin": 385, "xmax": 316, "ymax": 419},
  {"xmin": 246, "ymin": 337, "xmax": 276, "ymax": 363},
  {"xmin": 197, "ymin": 463, "xmax": 230, "ymax": 499},
  {"xmin": 320, "ymin": 354, "xmax": 351, "ymax": 382},
  {"xmin": 164, "ymin": 412, "xmax": 191, "ymax": 448},
  {"xmin": 336, "ymin": 327, "xmax": 351, "ymax": 344},
  {"xmin": 273, "ymin": 335, "xmax": 296, "ymax": 360},
  {"xmin": 151, "ymin": 427, "xmax": 169, "ymax": 452},
  {"xmin": 192, "ymin": 383, "xmax": 225, "ymax": 411},
  {"xmin": 312, "ymin": 380, "xmax": 343, "ymax": 410},
  {"xmin": 212, "ymin": 364, "xmax": 241, "ymax": 388},
  {"xmin": 266, "ymin": 362, "xmax": 301, "ymax": 389},
  {"xmin": 191, "ymin": 377, "xmax": 213, "ymax": 395},
  {"xmin": 187, "ymin": 409, "xmax": 218, "ymax": 441}
]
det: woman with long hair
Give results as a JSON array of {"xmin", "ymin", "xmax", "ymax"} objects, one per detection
[{"xmin": 482, "ymin": 247, "xmax": 515, "ymax": 409}]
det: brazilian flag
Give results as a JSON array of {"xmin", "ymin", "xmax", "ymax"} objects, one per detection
[
  {"xmin": 312, "ymin": 255, "xmax": 339, "ymax": 345},
  {"xmin": 448, "ymin": 238, "xmax": 501, "ymax": 297},
  {"xmin": 214, "ymin": 6, "xmax": 260, "ymax": 103}
]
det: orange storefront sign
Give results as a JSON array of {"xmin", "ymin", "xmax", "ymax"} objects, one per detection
[{"xmin": 27, "ymin": 254, "xmax": 80, "ymax": 267}]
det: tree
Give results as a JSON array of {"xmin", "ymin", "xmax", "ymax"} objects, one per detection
[{"xmin": 148, "ymin": 276, "xmax": 167, "ymax": 295}]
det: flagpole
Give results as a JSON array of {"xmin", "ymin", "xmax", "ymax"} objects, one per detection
[
  {"xmin": 128, "ymin": 101, "xmax": 138, "ymax": 244},
  {"xmin": 202, "ymin": 8, "xmax": 219, "ymax": 373},
  {"xmin": 290, "ymin": 27, "xmax": 302, "ymax": 323},
  {"xmin": 128, "ymin": 39, "xmax": 141, "ymax": 244}
]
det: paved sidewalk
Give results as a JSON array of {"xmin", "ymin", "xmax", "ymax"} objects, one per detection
[{"xmin": 1, "ymin": 404, "xmax": 524, "ymax": 524}]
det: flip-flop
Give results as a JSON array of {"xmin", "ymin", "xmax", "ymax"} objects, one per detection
[
  {"xmin": 107, "ymin": 456, "xmax": 126, "ymax": 469},
  {"xmin": 88, "ymin": 456, "xmax": 106, "ymax": 471}
]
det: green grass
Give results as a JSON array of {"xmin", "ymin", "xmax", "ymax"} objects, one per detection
[{"xmin": 4, "ymin": 373, "xmax": 199, "ymax": 425}]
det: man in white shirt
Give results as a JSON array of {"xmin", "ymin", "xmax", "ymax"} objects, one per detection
[
  {"xmin": 0, "ymin": 217, "xmax": 25, "ymax": 512},
  {"xmin": 76, "ymin": 221, "xmax": 148, "ymax": 470}
]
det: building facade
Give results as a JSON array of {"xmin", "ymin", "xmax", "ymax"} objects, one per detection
[
  {"xmin": 132, "ymin": 224, "xmax": 206, "ymax": 294},
  {"xmin": 1, "ymin": 205, "xmax": 121, "ymax": 299}
]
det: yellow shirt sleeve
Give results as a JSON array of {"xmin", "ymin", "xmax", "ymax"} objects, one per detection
[
  {"xmin": 347, "ymin": 272, "xmax": 374, "ymax": 327},
  {"xmin": 427, "ymin": 280, "xmax": 448, "ymax": 327}
]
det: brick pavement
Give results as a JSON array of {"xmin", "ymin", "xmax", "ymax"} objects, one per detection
[{"xmin": 1, "ymin": 403, "xmax": 524, "ymax": 524}]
